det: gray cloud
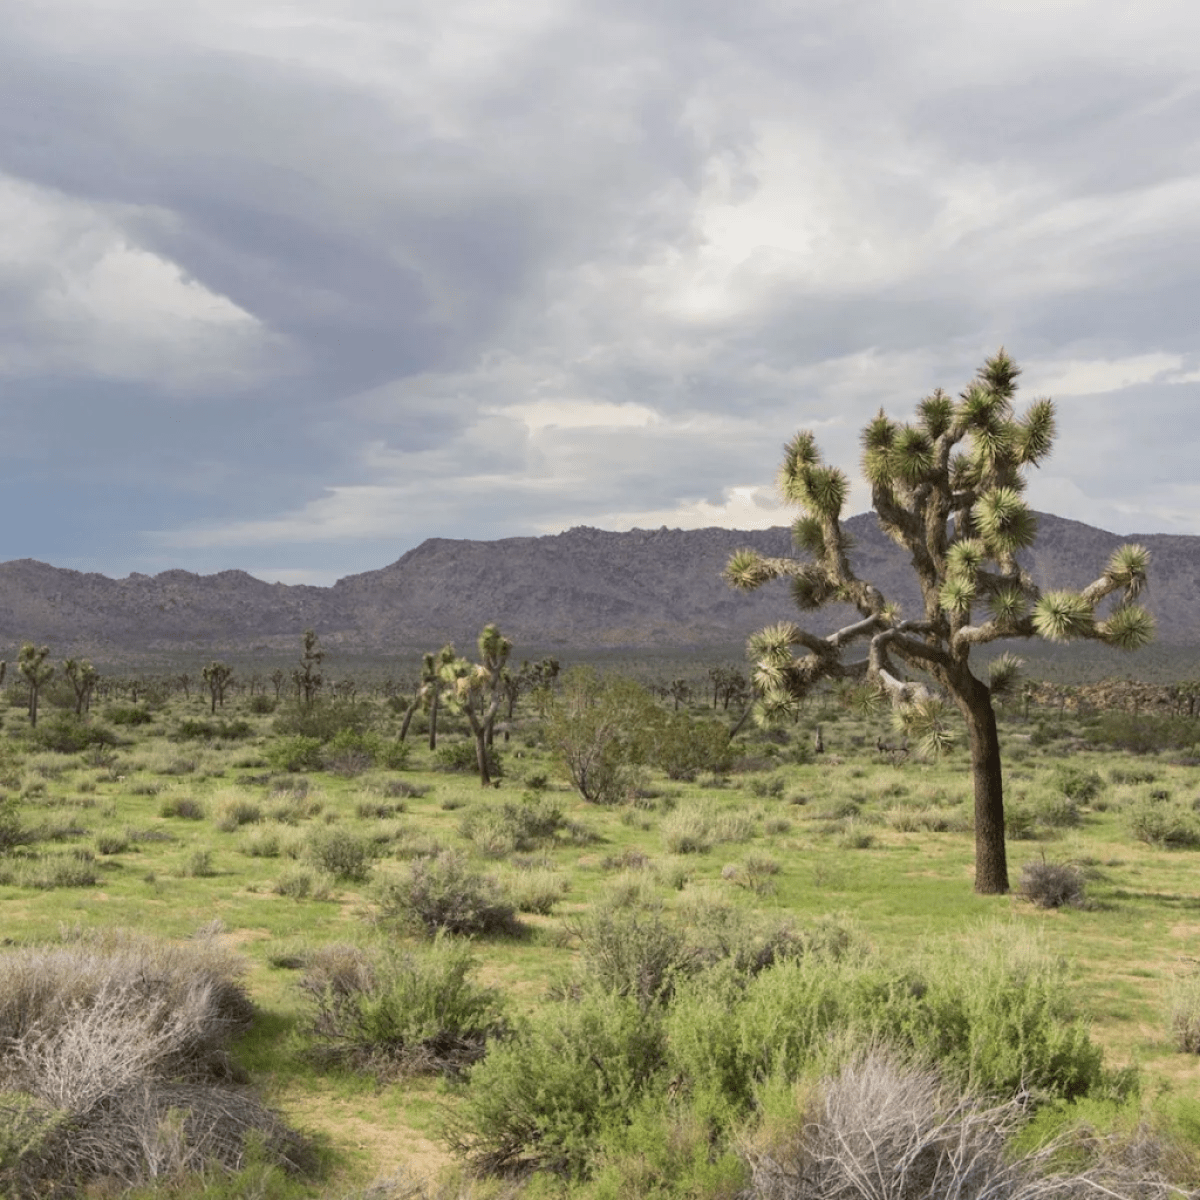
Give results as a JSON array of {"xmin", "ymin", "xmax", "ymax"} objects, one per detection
[{"xmin": 1, "ymin": 0, "xmax": 1198, "ymax": 583}]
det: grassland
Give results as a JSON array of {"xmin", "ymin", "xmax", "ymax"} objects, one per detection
[{"xmin": 2, "ymin": 673, "xmax": 1200, "ymax": 1198}]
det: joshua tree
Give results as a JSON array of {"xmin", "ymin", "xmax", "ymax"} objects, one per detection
[
  {"xmin": 443, "ymin": 624, "xmax": 513, "ymax": 787},
  {"xmin": 17, "ymin": 644, "xmax": 54, "ymax": 727},
  {"xmin": 726, "ymin": 350, "xmax": 1153, "ymax": 894},
  {"xmin": 62, "ymin": 658, "xmax": 99, "ymax": 715},
  {"xmin": 269, "ymin": 668, "xmax": 286, "ymax": 701},
  {"xmin": 292, "ymin": 629, "xmax": 324, "ymax": 707},
  {"xmin": 201, "ymin": 661, "xmax": 234, "ymax": 714}
]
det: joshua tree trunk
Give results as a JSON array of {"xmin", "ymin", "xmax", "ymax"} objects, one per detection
[{"xmin": 952, "ymin": 670, "xmax": 1008, "ymax": 895}]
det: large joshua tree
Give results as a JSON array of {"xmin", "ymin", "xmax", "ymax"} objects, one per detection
[{"xmin": 726, "ymin": 350, "xmax": 1154, "ymax": 894}]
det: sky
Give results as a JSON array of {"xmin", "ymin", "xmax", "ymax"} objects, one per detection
[{"xmin": 4, "ymin": 0, "xmax": 1199, "ymax": 586}]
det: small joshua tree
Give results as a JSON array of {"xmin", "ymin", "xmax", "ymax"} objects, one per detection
[
  {"xmin": 18, "ymin": 643, "xmax": 54, "ymax": 728},
  {"xmin": 292, "ymin": 629, "xmax": 324, "ymax": 708},
  {"xmin": 201, "ymin": 661, "xmax": 234, "ymax": 714},
  {"xmin": 727, "ymin": 350, "xmax": 1153, "ymax": 893},
  {"xmin": 63, "ymin": 658, "xmax": 99, "ymax": 716},
  {"xmin": 443, "ymin": 625, "xmax": 513, "ymax": 787}
]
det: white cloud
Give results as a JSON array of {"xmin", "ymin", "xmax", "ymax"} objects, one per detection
[
  {"xmin": 1023, "ymin": 353, "xmax": 1184, "ymax": 398},
  {"xmin": 0, "ymin": 174, "xmax": 274, "ymax": 389}
]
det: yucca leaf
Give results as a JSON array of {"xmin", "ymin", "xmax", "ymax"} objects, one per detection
[
  {"xmin": 890, "ymin": 426, "xmax": 935, "ymax": 485},
  {"xmin": 987, "ymin": 652, "xmax": 1024, "ymax": 699},
  {"xmin": 791, "ymin": 516, "xmax": 825, "ymax": 556},
  {"xmin": 978, "ymin": 347, "xmax": 1021, "ymax": 398},
  {"xmin": 973, "ymin": 488, "xmax": 1037, "ymax": 554},
  {"xmin": 1032, "ymin": 591, "xmax": 1094, "ymax": 641},
  {"xmin": 946, "ymin": 538, "xmax": 986, "ymax": 582},
  {"xmin": 804, "ymin": 465, "xmax": 848, "ymax": 518},
  {"xmin": 917, "ymin": 389, "xmax": 953, "ymax": 437},
  {"xmin": 1016, "ymin": 398, "xmax": 1056, "ymax": 464},
  {"xmin": 988, "ymin": 585, "xmax": 1027, "ymax": 626},
  {"xmin": 1097, "ymin": 604, "xmax": 1155, "ymax": 651},
  {"xmin": 861, "ymin": 411, "xmax": 896, "ymax": 452},
  {"xmin": 939, "ymin": 576, "xmax": 975, "ymax": 615},
  {"xmin": 725, "ymin": 549, "xmax": 771, "ymax": 591},
  {"xmin": 1105, "ymin": 543, "xmax": 1150, "ymax": 599}
]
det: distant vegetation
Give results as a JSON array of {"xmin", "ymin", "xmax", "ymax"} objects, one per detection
[{"xmin": 1, "ymin": 626, "xmax": 1200, "ymax": 1197}]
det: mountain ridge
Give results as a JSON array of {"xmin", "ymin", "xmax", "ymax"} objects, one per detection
[{"xmin": 1, "ymin": 513, "xmax": 1197, "ymax": 659}]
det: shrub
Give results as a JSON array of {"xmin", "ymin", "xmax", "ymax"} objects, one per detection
[
  {"xmin": 175, "ymin": 718, "xmax": 253, "ymax": 741},
  {"xmin": 30, "ymin": 716, "xmax": 119, "ymax": 754},
  {"xmin": 305, "ymin": 826, "xmax": 378, "ymax": 882},
  {"xmin": 545, "ymin": 668, "xmax": 659, "ymax": 804},
  {"xmin": 1054, "ymin": 766, "xmax": 1104, "ymax": 804},
  {"xmin": 265, "ymin": 735, "xmax": 324, "ymax": 772},
  {"xmin": 504, "ymin": 866, "xmax": 570, "ymax": 915},
  {"xmin": 461, "ymin": 796, "xmax": 564, "ymax": 855},
  {"xmin": 650, "ymin": 714, "xmax": 734, "ymax": 781},
  {"xmin": 376, "ymin": 852, "xmax": 518, "ymax": 938},
  {"xmin": 94, "ymin": 832, "xmax": 130, "ymax": 856},
  {"xmin": 665, "ymin": 930, "xmax": 1109, "ymax": 1120},
  {"xmin": 0, "ymin": 929, "xmax": 309, "ymax": 1194},
  {"xmin": 248, "ymin": 695, "xmax": 276, "ymax": 714},
  {"xmin": 13, "ymin": 852, "xmax": 100, "ymax": 890},
  {"xmin": 213, "ymin": 795, "xmax": 262, "ymax": 833},
  {"xmin": 273, "ymin": 700, "xmax": 373, "ymax": 741},
  {"xmin": 741, "ymin": 1052, "xmax": 1174, "ymax": 1200},
  {"xmin": 160, "ymin": 796, "xmax": 206, "ymax": 820},
  {"xmin": 661, "ymin": 803, "xmax": 715, "ymax": 854},
  {"xmin": 573, "ymin": 903, "xmax": 696, "ymax": 1009},
  {"xmin": 1126, "ymin": 800, "xmax": 1200, "ymax": 848},
  {"xmin": 298, "ymin": 936, "xmax": 506, "ymax": 1077},
  {"xmin": 436, "ymin": 740, "xmax": 502, "ymax": 778},
  {"xmin": 1020, "ymin": 859, "xmax": 1086, "ymax": 908},
  {"xmin": 1168, "ymin": 970, "xmax": 1200, "ymax": 1054},
  {"xmin": 106, "ymin": 704, "xmax": 153, "ymax": 727},
  {"xmin": 445, "ymin": 989, "xmax": 668, "ymax": 1177},
  {"xmin": 273, "ymin": 864, "xmax": 334, "ymax": 900}
]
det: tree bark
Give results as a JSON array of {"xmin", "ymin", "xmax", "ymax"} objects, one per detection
[{"xmin": 956, "ymin": 674, "xmax": 1009, "ymax": 894}]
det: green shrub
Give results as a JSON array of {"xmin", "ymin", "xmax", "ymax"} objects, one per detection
[
  {"xmin": 305, "ymin": 827, "xmax": 377, "ymax": 882},
  {"xmin": 30, "ymin": 716, "xmax": 118, "ymax": 754},
  {"xmin": 106, "ymin": 705, "xmax": 153, "ymax": 727},
  {"xmin": 504, "ymin": 866, "xmax": 570, "ymax": 915},
  {"xmin": 265, "ymin": 736, "xmax": 324, "ymax": 773},
  {"xmin": 461, "ymin": 796, "xmax": 564, "ymax": 855},
  {"xmin": 298, "ymin": 936, "xmax": 505, "ymax": 1077},
  {"xmin": 160, "ymin": 796, "xmax": 205, "ymax": 820},
  {"xmin": 650, "ymin": 714, "xmax": 734, "ymax": 781},
  {"xmin": 213, "ymin": 796, "xmax": 262, "ymax": 832},
  {"xmin": 1168, "ymin": 970, "xmax": 1200, "ymax": 1053},
  {"xmin": 174, "ymin": 718, "xmax": 253, "ymax": 741},
  {"xmin": 273, "ymin": 700, "xmax": 373, "ymax": 741},
  {"xmin": 1126, "ymin": 800, "xmax": 1200, "ymax": 848},
  {"xmin": 445, "ymin": 989, "xmax": 668, "ymax": 1177},
  {"xmin": 435, "ymin": 740, "xmax": 502, "ymax": 778},
  {"xmin": 12, "ymin": 852, "xmax": 100, "ymax": 890},
  {"xmin": 665, "ymin": 931, "xmax": 1109, "ymax": 1120},
  {"xmin": 376, "ymin": 852, "xmax": 518, "ymax": 938},
  {"xmin": 573, "ymin": 903, "xmax": 693, "ymax": 1009},
  {"xmin": 273, "ymin": 864, "xmax": 334, "ymax": 900},
  {"xmin": 660, "ymin": 803, "xmax": 715, "ymax": 854},
  {"xmin": 248, "ymin": 695, "xmax": 276, "ymax": 714},
  {"xmin": 1054, "ymin": 766, "xmax": 1104, "ymax": 803}
]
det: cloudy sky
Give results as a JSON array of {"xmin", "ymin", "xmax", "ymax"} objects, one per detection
[{"xmin": 4, "ymin": 0, "xmax": 1199, "ymax": 585}]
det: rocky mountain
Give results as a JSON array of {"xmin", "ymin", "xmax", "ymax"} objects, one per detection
[{"xmin": 1, "ymin": 513, "xmax": 1198, "ymax": 661}]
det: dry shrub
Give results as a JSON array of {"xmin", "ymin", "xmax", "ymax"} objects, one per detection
[
  {"xmin": 741, "ymin": 1053, "xmax": 1181, "ymax": 1200},
  {"xmin": 1020, "ymin": 860, "xmax": 1086, "ymax": 909},
  {"xmin": 0, "ymin": 928, "xmax": 309, "ymax": 1195}
]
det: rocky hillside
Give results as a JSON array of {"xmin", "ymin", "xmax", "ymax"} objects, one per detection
[{"xmin": 1, "ymin": 513, "xmax": 1197, "ymax": 660}]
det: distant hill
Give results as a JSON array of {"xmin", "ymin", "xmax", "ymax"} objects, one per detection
[{"xmin": 1, "ymin": 513, "xmax": 1198, "ymax": 661}]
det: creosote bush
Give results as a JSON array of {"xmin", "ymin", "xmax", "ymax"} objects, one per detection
[
  {"xmin": 376, "ymin": 851, "xmax": 519, "ymax": 938},
  {"xmin": 298, "ymin": 935, "xmax": 506, "ymax": 1078}
]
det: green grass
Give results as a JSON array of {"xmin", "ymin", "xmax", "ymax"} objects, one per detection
[{"xmin": 2, "ymin": 681, "xmax": 1200, "ymax": 1196}]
